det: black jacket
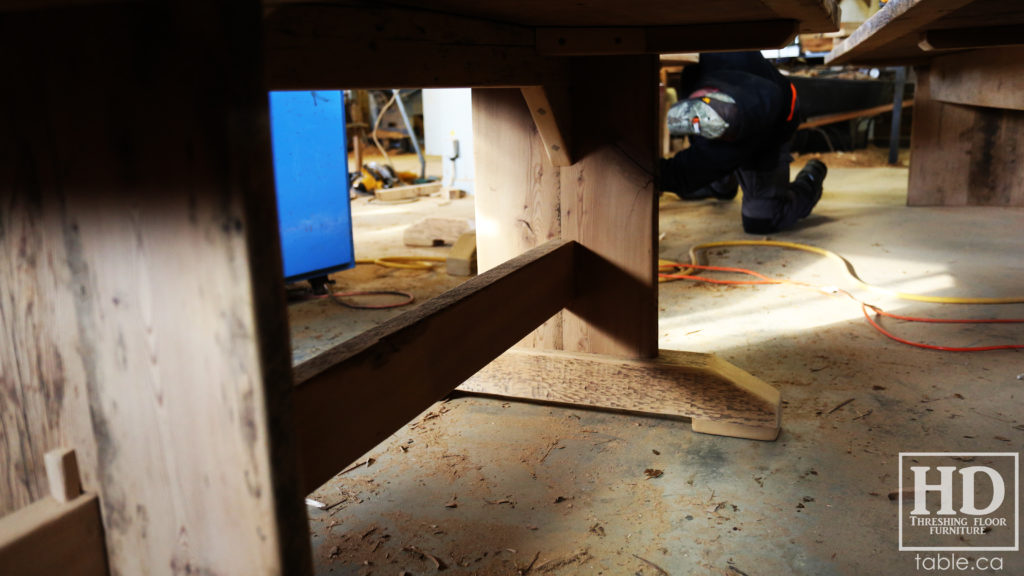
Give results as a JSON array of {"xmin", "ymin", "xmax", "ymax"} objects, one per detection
[{"xmin": 663, "ymin": 52, "xmax": 800, "ymax": 193}]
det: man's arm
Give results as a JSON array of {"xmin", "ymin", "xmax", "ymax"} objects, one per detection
[{"xmin": 659, "ymin": 139, "xmax": 748, "ymax": 195}]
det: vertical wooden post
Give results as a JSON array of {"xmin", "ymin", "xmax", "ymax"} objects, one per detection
[
  {"xmin": 473, "ymin": 88, "xmax": 566, "ymax": 350},
  {"xmin": 909, "ymin": 65, "xmax": 1024, "ymax": 206},
  {"xmin": 473, "ymin": 55, "xmax": 658, "ymax": 359},
  {"xmin": 560, "ymin": 56, "xmax": 659, "ymax": 359},
  {"xmin": 907, "ymin": 66, "xmax": 975, "ymax": 206},
  {"xmin": 1, "ymin": 3, "xmax": 311, "ymax": 575}
]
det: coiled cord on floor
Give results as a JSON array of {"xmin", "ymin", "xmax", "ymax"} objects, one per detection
[
  {"xmin": 290, "ymin": 256, "xmax": 445, "ymax": 309},
  {"xmin": 355, "ymin": 256, "xmax": 446, "ymax": 270},
  {"xmin": 660, "ymin": 240, "xmax": 1024, "ymax": 352},
  {"xmin": 678, "ymin": 240, "xmax": 1024, "ymax": 305}
]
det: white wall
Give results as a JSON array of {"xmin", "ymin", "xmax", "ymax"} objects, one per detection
[
  {"xmin": 839, "ymin": 0, "xmax": 877, "ymax": 23},
  {"xmin": 423, "ymin": 88, "xmax": 475, "ymax": 195}
]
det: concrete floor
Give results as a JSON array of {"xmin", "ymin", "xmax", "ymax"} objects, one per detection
[{"xmin": 293, "ymin": 152, "xmax": 1024, "ymax": 575}]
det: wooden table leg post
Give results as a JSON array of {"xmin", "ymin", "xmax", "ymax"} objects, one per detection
[
  {"xmin": 471, "ymin": 56, "xmax": 781, "ymax": 440},
  {"xmin": 1, "ymin": 3, "xmax": 312, "ymax": 573},
  {"xmin": 908, "ymin": 62, "xmax": 1024, "ymax": 206},
  {"xmin": 559, "ymin": 55, "xmax": 660, "ymax": 358},
  {"xmin": 473, "ymin": 87, "xmax": 567, "ymax": 349}
]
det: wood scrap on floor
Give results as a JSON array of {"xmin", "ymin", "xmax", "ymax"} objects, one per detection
[
  {"xmin": 375, "ymin": 181, "xmax": 442, "ymax": 202},
  {"xmin": 403, "ymin": 217, "xmax": 475, "ymax": 247},
  {"xmin": 727, "ymin": 563, "xmax": 752, "ymax": 576},
  {"xmin": 338, "ymin": 457, "xmax": 376, "ymax": 476},
  {"xmin": 304, "ymin": 483, "xmax": 355, "ymax": 511},
  {"xmin": 515, "ymin": 550, "xmax": 540, "ymax": 574},
  {"xmin": 827, "ymin": 397, "xmax": 855, "ymax": 414},
  {"xmin": 403, "ymin": 544, "xmax": 447, "ymax": 569},
  {"xmin": 446, "ymin": 230, "xmax": 477, "ymax": 276},
  {"xmin": 633, "ymin": 553, "xmax": 670, "ymax": 576},
  {"xmin": 304, "ymin": 495, "xmax": 348, "ymax": 511},
  {"xmin": 534, "ymin": 549, "xmax": 591, "ymax": 572}
]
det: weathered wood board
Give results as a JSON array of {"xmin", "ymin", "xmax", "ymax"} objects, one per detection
[{"xmin": 1, "ymin": 4, "xmax": 311, "ymax": 574}]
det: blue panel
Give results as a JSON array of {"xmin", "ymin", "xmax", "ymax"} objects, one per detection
[{"xmin": 270, "ymin": 90, "xmax": 355, "ymax": 282}]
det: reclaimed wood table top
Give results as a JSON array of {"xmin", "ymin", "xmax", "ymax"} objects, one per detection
[
  {"xmin": 266, "ymin": 0, "xmax": 839, "ymax": 31},
  {"xmin": 828, "ymin": 0, "xmax": 1024, "ymax": 65}
]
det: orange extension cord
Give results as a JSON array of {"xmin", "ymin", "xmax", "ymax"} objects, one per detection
[{"xmin": 659, "ymin": 261, "xmax": 1024, "ymax": 352}]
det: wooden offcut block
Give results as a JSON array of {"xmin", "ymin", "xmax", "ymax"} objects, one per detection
[
  {"xmin": 375, "ymin": 181, "xmax": 442, "ymax": 202},
  {"xmin": 446, "ymin": 231, "xmax": 477, "ymax": 276},
  {"xmin": 44, "ymin": 449, "xmax": 81, "ymax": 504}
]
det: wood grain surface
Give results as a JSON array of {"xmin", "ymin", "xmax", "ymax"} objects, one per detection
[
  {"xmin": 0, "ymin": 493, "xmax": 108, "ymax": 576},
  {"xmin": 560, "ymin": 56, "xmax": 660, "ymax": 359},
  {"xmin": 928, "ymin": 47, "xmax": 1024, "ymax": 111},
  {"xmin": 292, "ymin": 240, "xmax": 576, "ymax": 493},
  {"xmin": 909, "ymin": 67, "xmax": 1024, "ymax": 206},
  {"xmin": 264, "ymin": 2, "xmax": 547, "ymax": 90},
  {"xmin": 338, "ymin": 0, "xmax": 839, "ymax": 32},
  {"xmin": 1, "ymin": 3, "xmax": 311, "ymax": 574},
  {"xmin": 826, "ymin": 0, "xmax": 1023, "ymax": 64},
  {"xmin": 458, "ymin": 349, "xmax": 781, "ymax": 439},
  {"xmin": 473, "ymin": 88, "xmax": 567, "ymax": 350},
  {"xmin": 475, "ymin": 58, "xmax": 659, "ymax": 358}
]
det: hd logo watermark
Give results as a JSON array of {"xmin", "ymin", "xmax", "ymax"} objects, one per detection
[{"xmin": 899, "ymin": 452, "xmax": 1019, "ymax": 552}]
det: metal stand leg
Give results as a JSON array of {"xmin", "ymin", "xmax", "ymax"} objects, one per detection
[
  {"xmin": 889, "ymin": 66, "xmax": 907, "ymax": 165},
  {"xmin": 392, "ymin": 89, "xmax": 426, "ymax": 180}
]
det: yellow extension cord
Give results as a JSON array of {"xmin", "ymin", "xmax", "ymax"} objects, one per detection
[
  {"xmin": 362, "ymin": 241, "xmax": 1024, "ymax": 305},
  {"xmin": 662, "ymin": 239, "xmax": 1024, "ymax": 305},
  {"xmin": 355, "ymin": 256, "xmax": 446, "ymax": 270}
]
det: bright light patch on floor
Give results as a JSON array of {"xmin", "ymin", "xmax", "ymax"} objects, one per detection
[
  {"xmin": 658, "ymin": 286, "xmax": 866, "ymax": 352},
  {"xmin": 868, "ymin": 271, "xmax": 959, "ymax": 298},
  {"xmin": 658, "ymin": 251, "xmax": 963, "ymax": 352}
]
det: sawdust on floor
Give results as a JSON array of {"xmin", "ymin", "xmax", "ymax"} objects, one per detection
[{"xmin": 294, "ymin": 150, "xmax": 1024, "ymax": 576}]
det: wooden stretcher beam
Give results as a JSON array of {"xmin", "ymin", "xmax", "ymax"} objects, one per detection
[
  {"xmin": 919, "ymin": 24, "xmax": 1024, "ymax": 52},
  {"xmin": 292, "ymin": 240, "xmax": 577, "ymax": 493},
  {"xmin": 0, "ymin": 495, "xmax": 108, "ymax": 576},
  {"xmin": 264, "ymin": 1, "xmax": 831, "ymax": 90},
  {"xmin": 458, "ymin": 349, "xmax": 782, "ymax": 441},
  {"xmin": 535, "ymin": 21, "xmax": 801, "ymax": 55},
  {"xmin": 355, "ymin": 0, "xmax": 838, "ymax": 33},
  {"xmin": 0, "ymin": 449, "xmax": 108, "ymax": 576},
  {"xmin": 264, "ymin": 2, "xmax": 552, "ymax": 90},
  {"xmin": 926, "ymin": 47, "xmax": 1024, "ymax": 111},
  {"xmin": 759, "ymin": 0, "xmax": 841, "ymax": 33},
  {"xmin": 799, "ymin": 100, "xmax": 915, "ymax": 130}
]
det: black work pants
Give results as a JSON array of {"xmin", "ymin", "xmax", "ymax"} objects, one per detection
[
  {"xmin": 705, "ymin": 143, "xmax": 812, "ymax": 234},
  {"xmin": 738, "ymin": 145, "xmax": 804, "ymax": 234}
]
